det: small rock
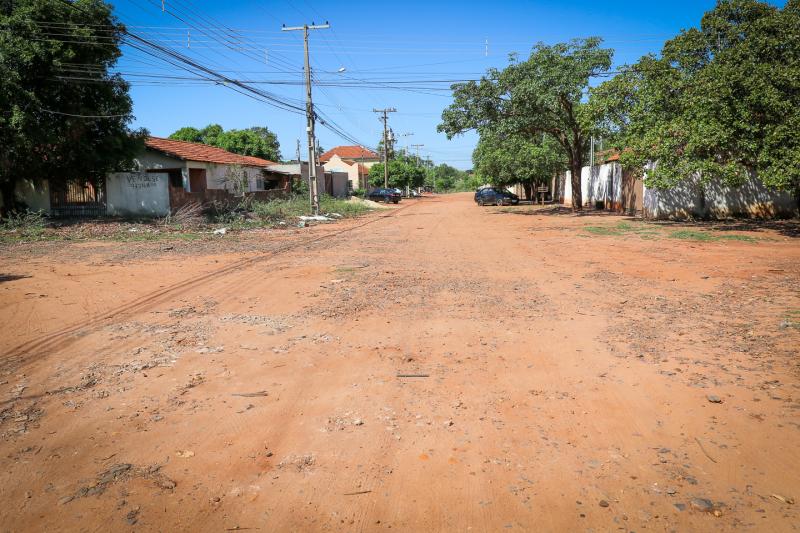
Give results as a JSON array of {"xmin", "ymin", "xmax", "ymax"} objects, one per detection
[
  {"xmin": 599, "ymin": 500, "xmax": 610, "ymax": 508},
  {"xmin": 707, "ymin": 395, "xmax": 723, "ymax": 403},
  {"xmin": 353, "ymin": 418, "xmax": 364, "ymax": 426},
  {"xmin": 444, "ymin": 420, "xmax": 454, "ymax": 427},
  {"xmin": 126, "ymin": 507, "xmax": 140, "ymax": 525},
  {"xmin": 674, "ymin": 503, "xmax": 686, "ymax": 512},
  {"xmin": 690, "ymin": 497, "xmax": 714, "ymax": 513},
  {"xmin": 213, "ymin": 228, "xmax": 227, "ymax": 235}
]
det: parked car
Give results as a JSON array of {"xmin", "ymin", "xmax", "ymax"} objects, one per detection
[
  {"xmin": 368, "ymin": 188, "xmax": 401, "ymax": 204},
  {"xmin": 476, "ymin": 188, "xmax": 520, "ymax": 206}
]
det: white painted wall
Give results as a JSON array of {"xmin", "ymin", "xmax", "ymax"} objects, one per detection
[
  {"xmin": 584, "ymin": 163, "xmax": 622, "ymax": 207},
  {"xmin": 643, "ymin": 174, "xmax": 798, "ymax": 219},
  {"xmin": 106, "ymin": 172, "xmax": 170, "ymax": 217},
  {"xmin": 134, "ymin": 150, "xmax": 187, "ymax": 189},
  {"xmin": 184, "ymin": 161, "xmax": 265, "ymax": 192}
]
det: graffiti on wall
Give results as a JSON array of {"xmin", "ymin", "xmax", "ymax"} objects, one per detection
[{"xmin": 125, "ymin": 173, "xmax": 160, "ymax": 189}]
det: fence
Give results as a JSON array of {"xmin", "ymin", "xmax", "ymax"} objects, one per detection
[{"xmin": 49, "ymin": 178, "xmax": 106, "ymax": 218}]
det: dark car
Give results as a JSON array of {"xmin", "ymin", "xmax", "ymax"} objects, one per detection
[
  {"xmin": 368, "ymin": 188, "xmax": 401, "ymax": 204},
  {"xmin": 476, "ymin": 188, "xmax": 520, "ymax": 206}
]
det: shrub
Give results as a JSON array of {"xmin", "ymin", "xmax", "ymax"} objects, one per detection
[{"xmin": 0, "ymin": 210, "xmax": 47, "ymax": 240}]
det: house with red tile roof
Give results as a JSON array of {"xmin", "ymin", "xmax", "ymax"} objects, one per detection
[
  {"xmin": 318, "ymin": 146, "xmax": 379, "ymax": 163},
  {"xmin": 10, "ymin": 137, "xmax": 288, "ymax": 218},
  {"xmin": 319, "ymin": 146, "xmax": 380, "ymax": 190},
  {"xmin": 141, "ymin": 137, "xmax": 278, "ymax": 195}
]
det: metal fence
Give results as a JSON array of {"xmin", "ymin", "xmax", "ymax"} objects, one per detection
[{"xmin": 49, "ymin": 178, "xmax": 107, "ymax": 218}]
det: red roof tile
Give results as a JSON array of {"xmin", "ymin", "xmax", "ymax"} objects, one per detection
[
  {"xmin": 319, "ymin": 146, "xmax": 379, "ymax": 162},
  {"xmin": 145, "ymin": 137, "xmax": 274, "ymax": 166}
]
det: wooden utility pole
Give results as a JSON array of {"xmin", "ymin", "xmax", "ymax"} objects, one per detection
[
  {"xmin": 373, "ymin": 108, "xmax": 396, "ymax": 188},
  {"xmin": 282, "ymin": 21, "xmax": 329, "ymax": 214}
]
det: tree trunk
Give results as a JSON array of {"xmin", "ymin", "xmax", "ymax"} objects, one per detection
[
  {"xmin": 522, "ymin": 181, "xmax": 533, "ymax": 201},
  {"xmin": 570, "ymin": 159, "xmax": 583, "ymax": 211}
]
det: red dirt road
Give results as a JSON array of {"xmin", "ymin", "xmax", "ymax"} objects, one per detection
[{"xmin": 1, "ymin": 193, "xmax": 799, "ymax": 531}]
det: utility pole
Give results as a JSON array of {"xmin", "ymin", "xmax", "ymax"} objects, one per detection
[
  {"xmin": 373, "ymin": 107, "xmax": 396, "ymax": 188},
  {"xmin": 409, "ymin": 143, "xmax": 424, "ymax": 196},
  {"xmin": 283, "ymin": 21, "xmax": 330, "ymax": 214}
]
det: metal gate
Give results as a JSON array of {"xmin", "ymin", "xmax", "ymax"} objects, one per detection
[{"xmin": 49, "ymin": 177, "xmax": 107, "ymax": 218}]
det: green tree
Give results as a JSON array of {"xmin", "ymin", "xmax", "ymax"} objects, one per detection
[
  {"xmin": 168, "ymin": 126, "xmax": 202, "ymax": 143},
  {"xmin": 0, "ymin": 0, "xmax": 145, "ymax": 213},
  {"xmin": 168, "ymin": 124, "xmax": 281, "ymax": 161},
  {"xmin": 439, "ymin": 38, "xmax": 613, "ymax": 210},
  {"xmin": 591, "ymin": 0, "xmax": 800, "ymax": 192},
  {"xmin": 368, "ymin": 154, "xmax": 425, "ymax": 189},
  {"xmin": 472, "ymin": 131, "xmax": 565, "ymax": 199},
  {"xmin": 428, "ymin": 163, "xmax": 462, "ymax": 191}
]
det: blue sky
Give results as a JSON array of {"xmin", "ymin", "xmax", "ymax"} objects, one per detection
[{"xmin": 110, "ymin": 0, "xmax": 748, "ymax": 168}]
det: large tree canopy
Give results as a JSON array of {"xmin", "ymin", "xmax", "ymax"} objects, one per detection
[
  {"xmin": 590, "ymin": 0, "xmax": 800, "ymax": 192},
  {"xmin": 472, "ymin": 131, "xmax": 565, "ymax": 198},
  {"xmin": 169, "ymin": 124, "xmax": 281, "ymax": 162},
  {"xmin": 439, "ymin": 38, "xmax": 613, "ymax": 209},
  {"xmin": 0, "ymin": 0, "xmax": 144, "ymax": 213}
]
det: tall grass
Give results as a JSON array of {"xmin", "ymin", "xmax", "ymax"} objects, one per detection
[
  {"xmin": 0, "ymin": 210, "xmax": 47, "ymax": 242},
  {"xmin": 251, "ymin": 195, "xmax": 371, "ymax": 222}
]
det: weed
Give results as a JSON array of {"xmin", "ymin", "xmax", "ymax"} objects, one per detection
[
  {"xmin": 0, "ymin": 210, "xmax": 49, "ymax": 242},
  {"xmin": 583, "ymin": 221, "xmax": 661, "ymax": 238},
  {"xmin": 669, "ymin": 230, "xmax": 756, "ymax": 242},
  {"xmin": 252, "ymin": 195, "xmax": 371, "ymax": 222}
]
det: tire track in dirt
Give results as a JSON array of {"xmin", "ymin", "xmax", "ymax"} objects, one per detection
[{"xmin": 0, "ymin": 203, "xmax": 418, "ymax": 373}]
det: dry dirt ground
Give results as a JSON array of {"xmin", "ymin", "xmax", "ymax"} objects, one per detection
[{"xmin": 1, "ymin": 193, "xmax": 798, "ymax": 532}]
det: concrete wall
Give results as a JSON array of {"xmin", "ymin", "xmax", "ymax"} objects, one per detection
[
  {"xmin": 13, "ymin": 179, "xmax": 51, "ymax": 212},
  {"xmin": 134, "ymin": 150, "xmax": 187, "ymax": 189},
  {"xmin": 184, "ymin": 161, "xmax": 265, "ymax": 193},
  {"xmin": 643, "ymin": 174, "xmax": 798, "ymax": 219},
  {"xmin": 565, "ymin": 162, "xmax": 796, "ymax": 219},
  {"xmin": 328, "ymin": 171, "xmax": 349, "ymax": 198},
  {"xmin": 106, "ymin": 172, "xmax": 170, "ymax": 217},
  {"xmin": 564, "ymin": 163, "xmax": 623, "ymax": 208},
  {"xmin": 585, "ymin": 163, "xmax": 623, "ymax": 208}
]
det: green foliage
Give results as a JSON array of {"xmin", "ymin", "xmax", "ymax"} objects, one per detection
[
  {"xmin": 472, "ymin": 131, "xmax": 565, "ymax": 190},
  {"xmin": 168, "ymin": 124, "xmax": 281, "ymax": 161},
  {"xmin": 0, "ymin": 0, "xmax": 145, "ymax": 212},
  {"xmin": 0, "ymin": 209, "xmax": 47, "ymax": 241},
  {"xmin": 428, "ymin": 163, "xmax": 469, "ymax": 191},
  {"xmin": 439, "ymin": 38, "xmax": 613, "ymax": 209},
  {"xmin": 368, "ymin": 154, "xmax": 426, "ymax": 189},
  {"xmin": 251, "ymin": 195, "xmax": 371, "ymax": 221},
  {"xmin": 591, "ymin": 0, "xmax": 800, "ymax": 192}
]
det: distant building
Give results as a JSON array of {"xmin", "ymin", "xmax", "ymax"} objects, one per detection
[{"xmin": 320, "ymin": 146, "xmax": 380, "ymax": 190}]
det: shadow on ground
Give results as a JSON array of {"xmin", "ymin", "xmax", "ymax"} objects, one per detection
[
  {"xmin": 489, "ymin": 205, "xmax": 800, "ymax": 238},
  {"xmin": 0, "ymin": 274, "xmax": 31, "ymax": 283}
]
